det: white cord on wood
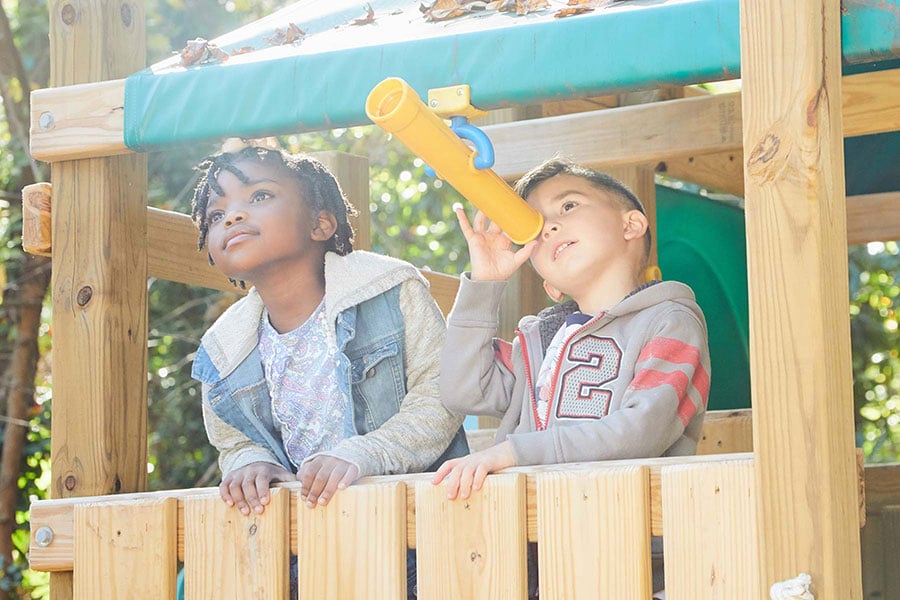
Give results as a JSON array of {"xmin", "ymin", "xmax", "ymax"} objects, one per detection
[{"xmin": 770, "ymin": 573, "xmax": 814, "ymax": 600}]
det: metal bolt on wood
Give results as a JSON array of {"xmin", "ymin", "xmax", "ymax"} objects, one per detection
[{"xmin": 34, "ymin": 526, "xmax": 54, "ymax": 548}]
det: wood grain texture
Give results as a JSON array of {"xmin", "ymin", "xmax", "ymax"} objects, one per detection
[
  {"xmin": 661, "ymin": 460, "xmax": 760, "ymax": 598},
  {"xmin": 29, "ymin": 451, "xmax": 877, "ymax": 574},
  {"xmin": 22, "ymin": 183, "xmax": 52, "ymax": 256},
  {"xmin": 414, "ymin": 473, "xmax": 527, "ymax": 600},
  {"xmin": 183, "ymin": 488, "xmax": 289, "ymax": 599},
  {"xmin": 536, "ymin": 466, "xmax": 651, "ymax": 599},
  {"xmin": 298, "ymin": 482, "xmax": 406, "ymax": 599},
  {"xmin": 47, "ymin": 22, "xmax": 148, "ymax": 600},
  {"xmin": 73, "ymin": 498, "xmax": 176, "ymax": 598},
  {"xmin": 740, "ymin": 1, "xmax": 863, "ymax": 597}
]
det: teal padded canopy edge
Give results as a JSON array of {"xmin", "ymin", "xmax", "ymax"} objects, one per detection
[{"xmin": 123, "ymin": 0, "xmax": 898, "ymax": 151}]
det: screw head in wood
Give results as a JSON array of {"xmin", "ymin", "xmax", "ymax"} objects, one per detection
[
  {"xmin": 34, "ymin": 526, "xmax": 54, "ymax": 547},
  {"xmin": 39, "ymin": 112, "xmax": 54, "ymax": 131}
]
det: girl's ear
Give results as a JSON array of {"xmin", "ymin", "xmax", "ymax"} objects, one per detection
[
  {"xmin": 311, "ymin": 210, "xmax": 338, "ymax": 241},
  {"xmin": 543, "ymin": 280, "xmax": 566, "ymax": 303},
  {"xmin": 623, "ymin": 209, "xmax": 649, "ymax": 241}
]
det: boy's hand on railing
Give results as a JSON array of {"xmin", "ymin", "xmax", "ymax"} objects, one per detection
[
  {"xmin": 431, "ymin": 440, "xmax": 516, "ymax": 500},
  {"xmin": 297, "ymin": 455, "xmax": 360, "ymax": 508},
  {"xmin": 219, "ymin": 461, "xmax": 294, "ymax": 516},
  {"xmin": 456, "ymin": 208, "xmax": 536, "ymax": 282}
]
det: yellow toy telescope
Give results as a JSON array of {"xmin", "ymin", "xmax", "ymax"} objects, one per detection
[{"xmin": 366, "ymin": 77, "xmax": 543, "ymax": 245}]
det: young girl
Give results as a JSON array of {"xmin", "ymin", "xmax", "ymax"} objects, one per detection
[{"xmin": 189, "ymin": 145, "xmax": 468, "ymax": 517}]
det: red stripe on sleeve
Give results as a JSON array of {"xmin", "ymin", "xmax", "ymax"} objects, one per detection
[
  {"xmin": 637, "ymin": 336, "xmax": 710, "ymax": 407},
  {"xmin": 629, "ymin": 368, "xmax": 698, "ymax": 426},
  {"xmin": 638, "ymin": 336, "xmax": 700, "ymax": 366}
]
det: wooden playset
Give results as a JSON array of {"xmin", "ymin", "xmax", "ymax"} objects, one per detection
[{"xmin": 21, "ymin": 0, "xmax": 900, "ymax": 597}]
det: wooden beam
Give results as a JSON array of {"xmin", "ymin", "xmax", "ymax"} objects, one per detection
[
  {"xmin": 30, "ymin": 70, "xmax": 899, "ymax": 165},
  {"xmin": 741, "ymin": 0, "xmax": 863, "ymax": 597},
  {"xmin": 26, "ymin": 453, "xmax": 748, "ymax": 572},
  {"xmin": 659, "ymin": 151, "xmax": 745, "ymax": 197},
  {"xmin": 27, "ymin": 451, "xmax": 876, "ymax": 573},
  {"xmin": 47, "ymin": 1, "xmax": 147, "ymax": 598},
  {"xmin": 30, "ymin": 79, "xmax": 128, "ymax": 162},
  {"xmin": 488, "ymin": 70, "xmax": 897, "ymax": 179},
  {"xmin": 847, "ymin": 192, "xmax": 900, "ymax": 246}
]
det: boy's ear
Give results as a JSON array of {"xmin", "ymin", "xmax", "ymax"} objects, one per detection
[
  {"xmin": 543, "ymin": 280, "xmax": 566, "ymax": 303},
  {"xmin": 623, "ymin": 209, "xmax": 649, "ymax": 241},
  {"xmin": 311, "ymin": 210, "xmax": 338, "ymax": 241}
]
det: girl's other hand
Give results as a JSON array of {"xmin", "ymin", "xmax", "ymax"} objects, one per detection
[
  {"xmin": 297, "ymin": 455, "xmax": 360, "ymax": 508},
  {"xmin": 219, "ymin": 461, "xmax": 294, "ymax": 516}
]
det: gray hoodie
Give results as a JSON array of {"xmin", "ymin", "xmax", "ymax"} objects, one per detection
[{"xmin": 441, "ymin": 275, "xmax": 710, "ymax": 466}]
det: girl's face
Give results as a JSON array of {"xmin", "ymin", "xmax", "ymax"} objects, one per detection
[{"xmin": 204, "ymin": 159, "xmax": 328, "ymax": 284}]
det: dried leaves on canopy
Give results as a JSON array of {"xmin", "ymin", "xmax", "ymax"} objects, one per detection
[
  {"xmin": 421, "ymin": 0, "xmax": 618, "ymax": 21},
  {"xmin": 178, "ymin": 0, "xmax": 622, "ymax": 67}
]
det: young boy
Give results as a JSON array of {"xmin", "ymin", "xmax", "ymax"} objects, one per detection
[{"xmin": 433, "ymin": 157, "xmax": 710, "ymax": 497}]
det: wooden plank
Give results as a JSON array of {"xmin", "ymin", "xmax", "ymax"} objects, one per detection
[
  {"xmin": 73, "ymin": 498, "xmax": 177, "ymax": 598},
  {"xmin": 847, "ymin": 192, "xmax": 900, "ymax": 246},
  {"xmin": 30, "ymin": 452, "xmax": 877, "ymax": 573},
  {"xmin": 30, "ymin": 79, "xmax": 129, "ymax": 162},
  {"xmin": 183, "ymin": 487, "xmax": 289, "ymax": 599},
  {"xmin": 864, "ymin": 463, "xmax": 900, "ymax": 515},
  {"xmin": 489, "ymin": 92, "xmax": 744, "ymax": 179},
  {"xmin": 660, "ymin": 151, "xmax": 745, "ymax": 197},
  {"xmin": 46, "ymin": 3, "xmax": 149, "ymax": 594},
  {"xmin": 22, "ymin": 183, "xmax": 53, "ymax": 256},
  {"xmin": 536, "ymin": 466, "xmax": 651, "ymax": 599},
  {"xmin": 661, "ymin": 460, "xmax": 760, "ymax": 598},
  {"xmin": 298, "ymin": 482, "xmax": 406, "ymax": 599},
  {"xmin": 696, "ymin": 409, "xmax": 753, "ymax": 455},
  {"xmin": 415, "ymin": 473, "xmax": 527, "ymax": 599},
  {"xmin": 31, "ymin": 71, "xmax": 899, "ymax": 167},
  {"xmin": 841, "ymin": 69, "xmax": 900, "ymax": 138},
  {"xmin": 741, "ymin": 1, "xmax": 863, "ymax": 597},
  {"xmin": 882, "ymin": 507, "xmax": 900, "ymax": 600}
]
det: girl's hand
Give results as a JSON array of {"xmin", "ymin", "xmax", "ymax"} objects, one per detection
[
  {"xmin": 219, "ymin": 461, "xmax": 294, "ymax": 516},
  {"xmin": 431, "ymin": 441, "xmax": 516, "ymax": 500},
  {"xmin": 456, "ymin": 208, "xmax": 536, "ymax": 282},
  {"xmin": 297, "ymin": 455, "xmax": 360, "ymax": 508}
]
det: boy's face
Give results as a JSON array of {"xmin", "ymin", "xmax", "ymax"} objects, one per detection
[
  {"xmin": 204, "ymin": 159, "xmax": 326, "ymax": 283},
  {"xmin": 526, "ymin": 174, "xmax": 634, "ymax": 298}
]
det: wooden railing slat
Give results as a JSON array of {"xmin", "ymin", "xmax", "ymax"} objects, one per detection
[
  {"xmin": 298, "ymin": 482, "xmax": 407, "ymax": 599},
  {"xmin": 414, "ymin": 473, "xmax": 527, "ymax": 599},
  {"xmin": 73, "ymin": 498, "xmax": 177, "ymax": 598},
  {"xmin": 184, "ymin": 488, "xmax": 289, "ymax": 599},
  {"xmin": 661, "ymin": 460, "xmax": 760, "ymax": 597},
  {"xmin": 536, "ymin": 466, "xmax": 651, "ymax": 598}
]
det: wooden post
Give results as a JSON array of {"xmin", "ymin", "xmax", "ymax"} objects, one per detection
[
  {"xmin": 47, "ymin": 0, "xmax": 147, "ymax": 596},
  {"xmin": 740, "ymin": 1, "xmax": 862, "ymax": 598}
]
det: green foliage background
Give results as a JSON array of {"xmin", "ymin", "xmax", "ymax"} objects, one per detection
[{"xmin": 0, "ymin": 1, "xmax": 897, "ymax": 597}]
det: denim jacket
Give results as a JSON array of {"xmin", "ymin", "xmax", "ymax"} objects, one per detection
[{"xmin": 193, "ymin": 251, "xmax": 468, "ymax": 477}]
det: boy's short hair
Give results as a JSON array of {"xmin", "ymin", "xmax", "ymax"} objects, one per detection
[
  {"xmin": 190, "ymin": 146, "xmax": 358, "ymax": 257},
  {"xmin": 514, "ymin": 158, "xmax": 652, "ymax": 263}
]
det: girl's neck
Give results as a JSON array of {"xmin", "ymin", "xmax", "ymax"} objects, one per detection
[{"xmin": 253, "ymin": 260, "xmax": 327, "ymax": 334}]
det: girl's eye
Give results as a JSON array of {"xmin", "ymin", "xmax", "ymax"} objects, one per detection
[
  {"xmin": 207, "ymin": 211, "xmax": 224, "ymax": 224},
  {"xmin": 562, "ymin": 201, "xmax": 577, "ymax": 212},
  {"xmin": 250, "ymin": 190, "xmax": 273, "ymax": 203}
]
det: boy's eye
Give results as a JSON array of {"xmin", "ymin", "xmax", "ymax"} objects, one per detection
[
  {"xmin": 561, "ymin": 201, "xmax": 577, "ymax": 212},
  {"xmin": 250, "ymin": 190, "xmax": 273, "ymax": 203}
]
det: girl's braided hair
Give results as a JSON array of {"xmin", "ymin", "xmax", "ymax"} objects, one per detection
[{"xmin": 190, "ymin": 146, "xmax": 357, "ymax": 258}]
